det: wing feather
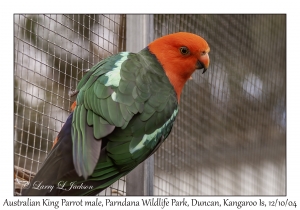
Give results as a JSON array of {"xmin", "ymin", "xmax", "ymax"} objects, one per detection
[{"xmin": 71, "ymin": 49, "xmax": 179, "ymax": 186}]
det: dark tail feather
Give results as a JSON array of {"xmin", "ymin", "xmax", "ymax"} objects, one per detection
[
  {"xmin": 21, "ymin": 113, "xmax": 126, "ymax": 196},
  {"xmin": 22, "ymin": 114, "xmax": 75, "ymax": 196}
]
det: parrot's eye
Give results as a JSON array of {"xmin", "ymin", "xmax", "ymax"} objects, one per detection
[
  {"xmin": 179, "ymin": 46, "xmax": 190, "ymax": 55},
  {"xmin": 201, "ymin": 51, "xmax": 207, "ymax": 55}
]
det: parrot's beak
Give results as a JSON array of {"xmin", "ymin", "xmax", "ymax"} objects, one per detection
[
  {"xmin": 196, "ymin": 52, "xmax": 210, "ymax": 74},
  {"xmin": 196, "ymin": 60, "xmax": 209, "ymax": 74},
  {"xmin": 202, "ymin": 66, "xmax": 208, "ymax": 74}
]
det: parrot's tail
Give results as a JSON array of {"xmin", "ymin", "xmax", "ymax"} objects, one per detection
[{"xmin": 21, "ymin": 113, "xmax": 126, "ymax": 196}]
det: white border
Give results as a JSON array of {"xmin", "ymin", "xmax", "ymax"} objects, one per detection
[{"xmin": 2, "ymin": 1, "xmax": 299, "ymax": 209}]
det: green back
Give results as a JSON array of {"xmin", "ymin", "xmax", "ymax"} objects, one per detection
[{"xmin": 71, "ymin": 48, "xmax": 178, "ymax": 193}]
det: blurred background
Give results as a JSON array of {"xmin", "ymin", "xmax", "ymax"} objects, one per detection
[{"xmin": 14, "ymin": 14, "xmax": 286, "ymax": 196}]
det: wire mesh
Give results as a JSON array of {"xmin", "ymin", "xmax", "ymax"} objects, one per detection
[
  {"xmin": 14, "ymin": 14, "xmax": 286, "ymax": 196},
  {"xmin": 153, "ymin": 14, "xmax": 286, "ymax": 195},
  {"xmin": 14, "ymin": 14, "xmax": 126, "ymax": 195}
]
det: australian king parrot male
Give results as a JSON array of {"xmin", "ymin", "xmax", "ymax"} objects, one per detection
[{"xmin": 22, "ymin": 32, "xmax": 210, "ymax": 195}]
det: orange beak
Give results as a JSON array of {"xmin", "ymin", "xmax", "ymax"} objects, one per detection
[{"xmin": 196, "ymin": 53, "xmax": 210, "ymax": 74}]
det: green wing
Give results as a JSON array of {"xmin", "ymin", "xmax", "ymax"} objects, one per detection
[{"xmin": 71, "ymin": 49, "xmax": 178, "ymax": 184}]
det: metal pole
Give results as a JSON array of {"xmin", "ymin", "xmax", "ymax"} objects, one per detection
[{"xmin": 125, "ymin": 14, "xmax": 154, "ymax": 196}]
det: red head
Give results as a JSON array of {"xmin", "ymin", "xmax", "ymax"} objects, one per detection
[{"xmin": 148, "ymin": 32, "xmax": 210, "ymax": 101}]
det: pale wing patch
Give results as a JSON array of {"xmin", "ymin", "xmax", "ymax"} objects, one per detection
[
  {"xmin": 129, "ymin": 109, "xmax": 178, "ymax": 153},
  {"xmin": 104, "ymin": 52, "xmax": 129, "ymax": 87}
]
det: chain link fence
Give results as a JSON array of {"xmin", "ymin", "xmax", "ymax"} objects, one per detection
[
  {"xmin": 14, "ymin": 14, "xmax": 286, "ymax": 196},
  {"xmin": 14, "ymin": 14, "xmax": 126, "ymax": 195}
]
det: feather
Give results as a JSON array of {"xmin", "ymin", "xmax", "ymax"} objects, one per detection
[
  {"xmin": 113, "ymin": 91, "xmax": 135, "ymax": 106},
  {"xmin": 132, "ymin": 86, "xmax": 138, "ymax": 99},
  {"xmin": 125, "ymin": 102, "xmax": 139, "ymax": 114},
  {"xmin": 107, "ymin": 97, "xmax": 125, "ymax": 127},
  {"xmin": 92, "ymin": 167, "xmax": 119, "ymax": 179},
  {"xmin": 135, "ymin": 101, "xmax": 144, "ymax": 113},
  {"xmin": 107, "ymin": 141, "xmax": 131, "ymax": 154},
  {"xmin": 87, "ymin": 109, "xmax": 93, "ymax": 126},
  {"xmin": 94, "ymin": 81, "xmax": 113, "ymax": 99},
  {"xmin": 119, "ymin": 102, "xmax": 133, "ymax": 122},
  {"xmin": 140, "ymin": 103, "xmax": 156, "ymax": 121},
  {"xmin": 99, "ymin": 98, "xmax": 110, "ymax": 123},
  {"xmin": 82, "ymin": 123, "xmax": 102, "ymax": 178}
]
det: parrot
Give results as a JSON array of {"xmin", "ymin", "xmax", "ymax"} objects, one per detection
[{"xmin": 22, "ymin": 32, "xmax": 210, "ymax": 196}]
